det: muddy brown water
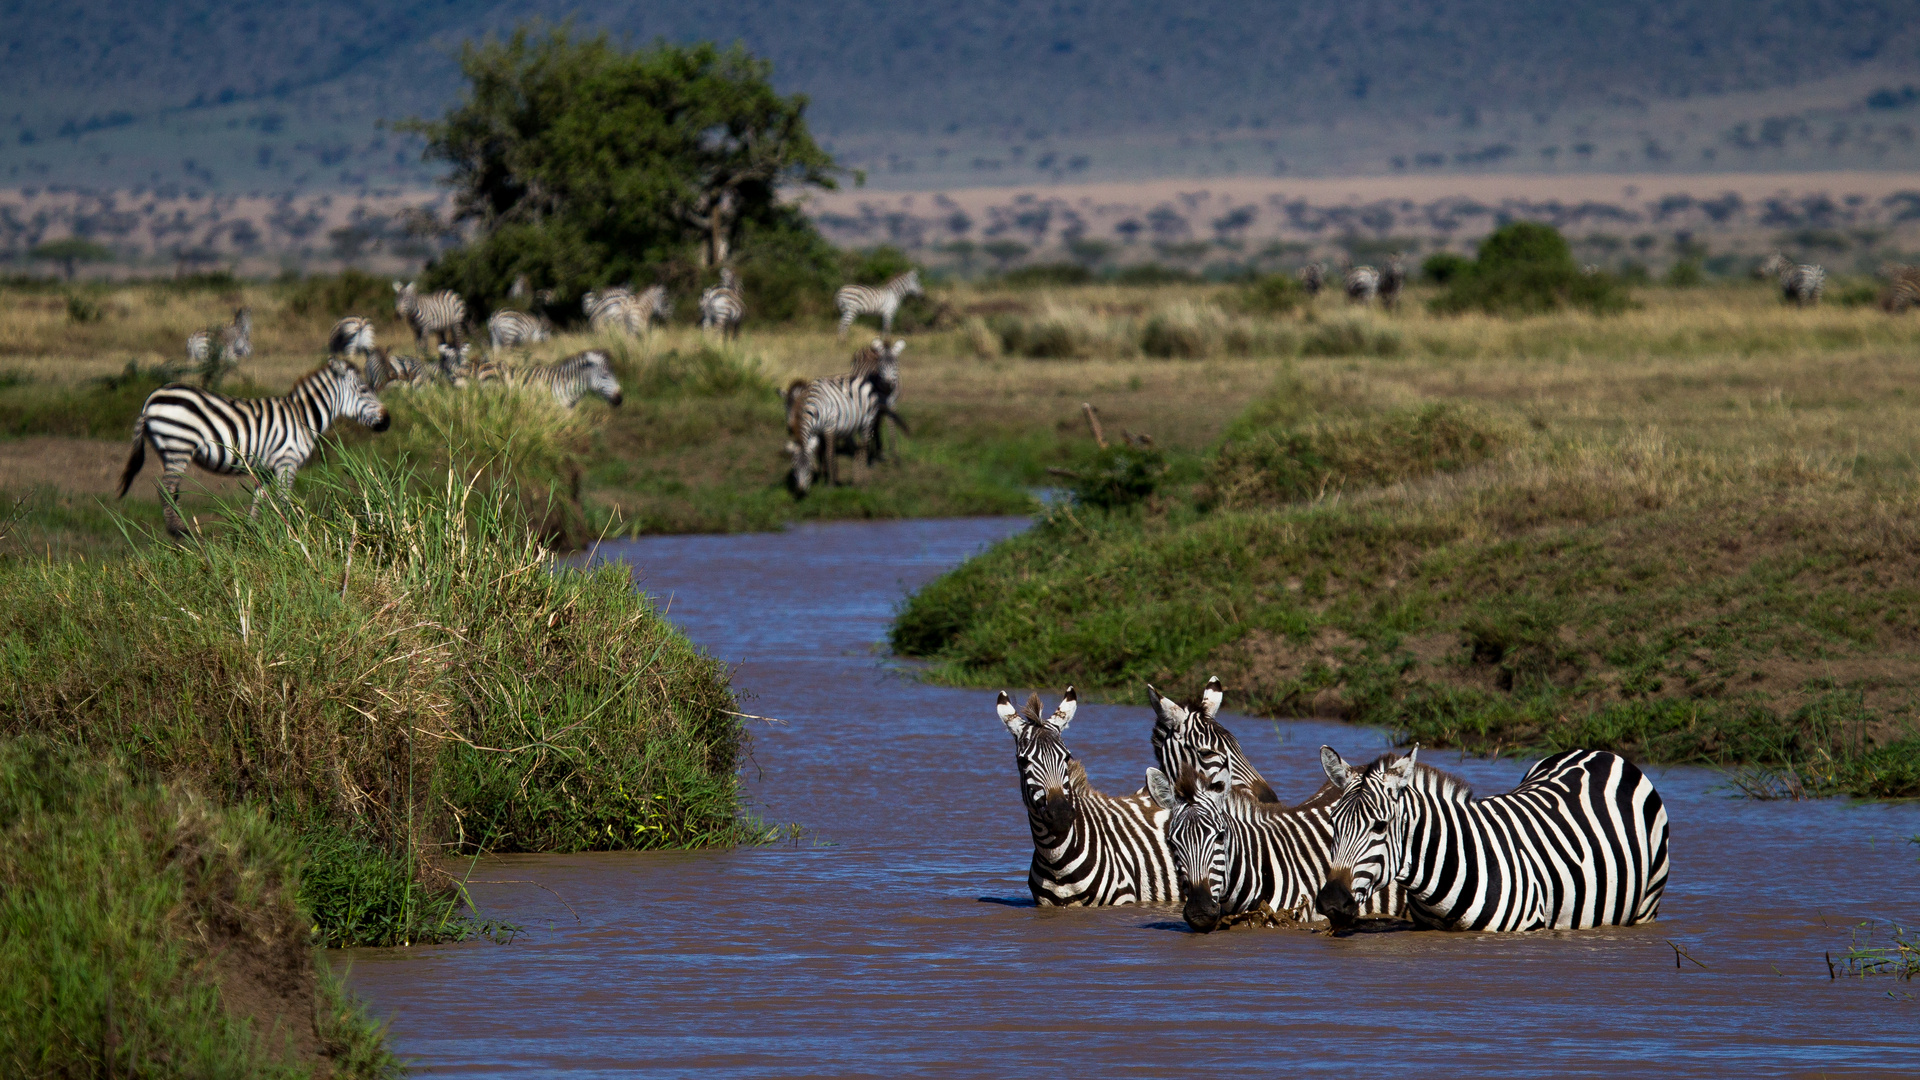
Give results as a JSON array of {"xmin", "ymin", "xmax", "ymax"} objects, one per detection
[{"xmin": 339, "ymin": 518, "xmax": 1920, "ymax": 1078}]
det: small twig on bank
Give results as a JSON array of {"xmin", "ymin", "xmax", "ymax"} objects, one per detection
[
  {"xmin": 1081, "ymin": 402, "xmax": 1108, "ymax": 448},
  {"xmin": 1667, "ymin": 939, "xmax": 1709, "ymax": 970},
  {"xmin": 723, "ymin": 708, "xmax": 788, "ymax": 726}
]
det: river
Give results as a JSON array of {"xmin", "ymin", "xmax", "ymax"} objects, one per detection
[{"xmin": 340, "ymin": 517, "xmax": 1920, "ymax": 1078}]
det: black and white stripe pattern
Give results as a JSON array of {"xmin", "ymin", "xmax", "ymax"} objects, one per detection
[
  {"xmin": 1145, "ymin": 753, "xmax": 1404, "ymax": 932},
  {"xmin": 848, "ymin": 337, "xmax": 908, "ymax": 463},
  {"xmin": 834, "ymin": 270, "xmax": 921, "ymax": 337},
  {"xmin": 997, "ymin": 689, "xmax": 1177, "ymax": 906},
  {"xmin": 186, "ymin": 308, "xmax": 252, "ymax": 367},
  {"xmin": 393, "ymin": 281, "xmax": 468, "ymax": 350},
  {"xmin": 1299, "ymin": 262, "xmax": 1325, "ymax": 297},
  {"xmin": 1315, "ymin": 746, "xmax": 1670, "ymax": 932},
  {"xmin": 329, "ymin": 317, "xmax": 376, "ymax": 358},
  {"xmin": 785, "ymin": 368, "xmax": 887, "ymax": 495},
  {"xmin": 365, "ymin": 347, "xmax": 440, "ymax": 392},
  {"xmin": 1780, "ymin": 263, "xmax": 1826, "ymax": 306},
  {"xmin": 1379, "ymin": 255, "xmax": 1407, "ymax": 309},
  {"xmin": 1880, "ymin": 263, "xmax": 1920, "ymax": 314},
  {"xmin": 699, "ymin": 268, "xmax": 745, "ymax": 339},
  {"xmin": 471, "ymin": 349, "xmax": 622, "ymax": 409},
  {"xmin": 1754, "ymin": 251, "xmax": 1789, "ymax": 281},
  {"xmin": 1344, "ymin": 264, "xmax": 1381, "ymax": 303},
  {"xmin": 584, "ymin": 285, "xmax": 670, "ymax": 335},
  {"xmin": 1148, "ymin": 678, "xmax": 1278, "ymax": 804},
  {"xmin": 116, "ymin": 358, "xmax": 390, "ymax": 536},
  {"xmin": 487, "ymin": 310, "xmax": 552, "ymax": 350}
]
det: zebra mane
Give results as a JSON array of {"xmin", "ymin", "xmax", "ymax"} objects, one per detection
[{"xmin": 1358, "ymin": 752, "xmax": 1474, "ymax": 799}]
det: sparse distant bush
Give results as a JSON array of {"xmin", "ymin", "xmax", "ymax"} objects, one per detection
[
  {"xmin": 1665, "ymin": 260, "xmax": 1705, "ymax": 288},
  {"xmin": 1234, "ymin": 272, "xmax": 1302, "ymax": 315},
  {"xmin": 63, "ymin": 294, "xmax": 102, "ymax": 324},
  {"xmin": 1302, "ymin": 318, "xmax": 1401, "ymax": 358},
  {"xmin": 1422, "ymin": 252, "xmax": 1470, "ymax": 284},
  {"xmin": 1070, "ymin": 444, "xmax": 1166, "ymax": 510},
  {"xmin": 841, "ymin": 245, "xmax": 918, "ymax": 285},
  {"xmin": 1431, "ymin": 222, "xmax": 1633, "ymax": 316},
  {"xmin": 1000, "ymin": 263, "xmax": 1093, "ymax": 287},
  {"xmin": 1110, "ymin": 263, "xmax": 1198, "ymax": 286},
  {"xmin": 281, "ymin": 268, "xmax": 393, "ymax": 319}
]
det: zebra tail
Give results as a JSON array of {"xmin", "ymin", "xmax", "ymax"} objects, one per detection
[{"xmin": 117, "ymin": 419, "xmax": 147, "ymax": 498}]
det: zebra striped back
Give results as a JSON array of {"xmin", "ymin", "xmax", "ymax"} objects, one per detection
[
  {"xmin": 329, "ymin": 317, "xmax": 376, "ymax": 357},
  {"xmin": 480, "ymin": 350, "xmax": 623, "ymax": 409},
  {"xmin": 1780, "ymin": 264, "xmax": 1825, "ymax": 306},
  {"xmin": 187, "ymin": 308, "xmax": 252, "ymax": 367},
  {"xmin": 786, "ymin": 370, "xmax": 885, "ymax": 496},
  {"xmin": 1316, "ymin": 746, "xmax": 1669, "ymax": 932},
  {"xmin": 488, "ymin": 310, "xmax": 552, "ymax": 350},
  {"xmin": 700, "ymin": 270, "xmax": 746, "ymax": 338},
  {"xmin": 1379, "ymin": 256, "xmax": 1406, "ymax": 309},
  {"xmin": 393, "ymin": 281, "xmax": 467, "ymax": 349},
  {"xmin": 585, "ymin": 285, "xmax": 670, "ymax": 335},
  {"xmin": 833, "ymin": 270, "xmax": 922, "ymax": 336},
  {"xmin": 1881, "ymin": 263, "xmax": 1920, "ymax": 313},
  {"xmin": 1755, "ymin": 251, "xmax": 1789, "ymax": 280},
  {"xmin": 1148, "ymin": 679, "xmax": 1277, "ymax": 803},
  {"xmin": 997, "ymin": 688, "xmax": 1176, "ymax": 906},
  {"xmin": 365, "ymin": 347, "xmax": 439, "ymax": 392},
  {"xmin": 1344, "ymin": 265, "xmax": 1381, "ymax": 303},
  {"xmin": 1299, "ymin": 262, "xmax": 1324, "ymax": 296},
  {"xmin": 1145, "ymin": 754, "xmax": 1403, "ymax": 931}
]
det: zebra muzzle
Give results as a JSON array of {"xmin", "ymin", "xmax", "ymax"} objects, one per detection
[
  {"xmin": 1315, "ymin": 876, "xmax": 1359, "ymax": 928},
  {"xmin": 1181, "ymin": 881, "xmax": 1222, "ymax": 933}
]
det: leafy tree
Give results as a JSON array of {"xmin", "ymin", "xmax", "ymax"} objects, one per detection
[
  {"xmin": 30, "ymin": 239, "xmax": 114, "ymax": 281},
  {"xmin": 1430, "ymin": 222, "xmax": 1631, "ymax": 316},
  {"xmin": 406, "ymin": 25, "xmax": 845, "ymax": 314}
]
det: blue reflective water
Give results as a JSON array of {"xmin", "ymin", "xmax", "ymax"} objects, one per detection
[{"xmin": 341, "ymin": 518, "xmax": 1920, "ymax": 1078}]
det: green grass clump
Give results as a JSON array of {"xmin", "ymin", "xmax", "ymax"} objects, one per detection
[
  {"xmin": 0, "ymin": 452, "xmax": 752, "ymax": 945},
  {"xmin": 1200, "ymin": 402, "xmax": 1503, "ymax": 509},
  {"xmin": 0, "ymin": 741, "xmax": 400, "ymax": 1078},
  {"xmin": 0, "ymin": 361, "xmax": 178, "ymax": 438}
]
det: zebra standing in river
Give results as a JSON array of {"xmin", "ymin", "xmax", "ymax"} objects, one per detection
[
  {"xmin": 187, "ymin": 308, "xmax": 252, "ymax": 368},
  {"xmin": 117, "ymin": 357, "xmax": 390, "ymax": 536},
  {"xmin": 834, "ymin": 270, "xmax": 921, "ymax": 337},
  {"xmin": 488, "ymin": 309, "xmax": 552, "ymax": 351},
  {"xmin": 700, "ymin": 268, "xmax": 745, "ymax": 339},
  {"xmin": 1314, "ymin": 745, "xmax": 1669, "ymax": 932},
  {"xmin": 1780, "ymin": 263, "xmax": 1825, "ymax": 307},
  {"xmin": 1148, "ymin": 678, "xmax": 1279, "ymax": 804},
  {"xmin": 471, "ymin": 349, "xmax": 622, "ymax": 409},
  {"xmin": 1344, "ymin": 263, "xmax": 1381, "ymax": 304},
  {"xmin": 997, "ymin": 688, "xmax": 1177, "ymax": 906},
  {"xmin": 785, "ymin": 366, "xmax": 888, "ymax": 495},
  {"xmin": 849, "ymin": 338, "xmax": 908, "ymax": 463},
  {"xmin": 585, "ymin": 285, "xmax": 670, "ymax": 335},
  {"xmin": 393, "ymin": 281, "xmax": 468, "ymax": 351},
  {"xmin": 329, "ymin": 317, "xmax": 375, "ymax": 358}
]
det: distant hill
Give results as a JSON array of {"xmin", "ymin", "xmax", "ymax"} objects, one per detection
[{"xmin": 2, "ymin": 1, "xmax": 1918, "ymax": 191}]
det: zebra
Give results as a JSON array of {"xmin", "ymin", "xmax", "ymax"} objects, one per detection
[
  {"xmin": 834, "ymin": 270, "xmax": 921, "ymax": 337},
  {"xmin": 996, "ymin": 688, "xmax": 1177, "ymax": 906},
  {"xmin": 328, "ymin": 317, "xmax": 376, "ymax": 358},
  {"xmin": 1378, "ymin": 255, "xmax": 1407, "ymax": 310},
  {"xmin": 699, "ymin": 268, "xmax": 745, "ymax": 340},
  {"xmin": 849, "ymin": 337, "xmax": 909, "ymax": 463},
  {"xmin": 1780, "ymin": 263, "xmax": 1825, "ymax": 307},
  {"xmin": 1880, "ymin": 263, "xmax": 1920, "ymax": 314},
  {"xmin": 116, "ymin": 357, "xmax": 390, "ymax": 537},
  {"xmin": 488, "ymin": 309, "xmax": 552, "ymax": 350},
  {"xmin": 584, "ymin": 285, "xmax": 670, "ymax": 335},
  {"xmin": 1147, "ymin": 678, "xmax": 1278, "ymax": 804},
  {"xmin": 1314, "ymin": 745, "xmax": 1670, "ymax": 932},
  {"xmin": 1299, "ymin": 262, "xmax": 1324, "ymax": 297},
  {"xmin": 186, "ymin": 307, "xmax": 252, "ymax": 368},
  {"xmin": 436, "ymin": 342, "xmax": 477, "ymax": 385},
  {"xmin": 786, "ymin": 369, "xmax": 887, "ymax": 496},
  {"xmin": 1344, "ymin": 264, "xmax": 1381, "ymax": 303},
  {"xmin": 393, "ymin": 281, "xmax": 468, "ymax": 351},
  {"xmin": 364, "ymin": 347, "xmax": 440, "ymax": 392},
  {"xmin": 1144, "ymin": 753, "xmax": 1405, "ymax": 932},
  {"xmin": 472, "ymin": 350, "xmax": 622, "ymax": 409},
  {"xmin": 1754, "ymin": 251, "xmax": 1789, "ymax": 281}
]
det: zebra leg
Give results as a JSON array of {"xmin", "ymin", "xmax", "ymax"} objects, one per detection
[
  {"xmin": 837, "ymin": 310, "xmax": 855, "ymax": 338},
  {"xmin": 158, "ymin": 468, "xmax": 189, "ymax": 538}
]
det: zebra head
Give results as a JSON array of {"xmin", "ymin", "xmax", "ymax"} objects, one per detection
[
  {"xmin": 899, "ymin": 270, "xmax": 923, "ymax": 297},
  {"xmin": 1316, "ymin": 745, "xmax": 1418, "ymax": 928},
  {"xmin": 1147, "ymin": 678, "xmax": 1278, "ymax": 804},
  {"xmin": 996, "ymin": 688, "xmax": 1080, "ymax": 841},
  {"xmin": 392, "ymin": 280, "xmax": 417, "ymax": 316},
  {"xmin": 325, "ymin": 357, "xmax": 390, "ymax": 432},
  {"xmin": 574, "ymin": 350, "xmax": 623, "ymax": 407},
  {"xmin": 1145, "ymin": 753, "xmax": 1235, "ymax": 933},
  {"xmin": 641, "ymin": 284, "xmax": 672, "ymax": 321}
]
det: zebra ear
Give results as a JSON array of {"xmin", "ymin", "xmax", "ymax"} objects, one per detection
[
  {"xmin": 1320, "ymin": 746, "xmax": 1353, "ymax": 789},
  {"xmin": 392, "ymin": 281, "xmax": 404, "ymax": 293},
  {"xmin": 1147, "ymin": 684, "xmax": 1187, "ymax": 729},
  {"xmin": 1047, "ymin": 686, "xmax": 1076, "ymax": 731},
  {"xmin": 995, "ymin": 691, "xmax": 1026, "ymax": 736},
  {"xmin": 891, "ymin": 339, "xmax": 907, "ymax": 356},
  {"xmin": 1145, "ymin": 767, "xmax": 1177, "ymax": 810},
  {"xmin": 1385, "ymin": 746, "xmax": 1419, "ymax": 784},
  {"xmin": 1202, "ymin": 676, "xmax": 1224, "ymax": 720}
]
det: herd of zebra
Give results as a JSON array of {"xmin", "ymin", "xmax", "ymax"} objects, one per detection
[
  {"xmin": 1298, "ymin": 257, "xmax": 1408, "ymax": 308},
  {"xmin": 1000, "ymin": 678, "xmax": 1670, "ymax": 934}
]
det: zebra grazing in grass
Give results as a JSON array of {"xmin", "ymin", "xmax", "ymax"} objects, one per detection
[
  {"xmin": 488, "ymin": 309, "xmax": 552, "ymax": 350},
  {"xmin": 1344, "ymin": 264, "xmax": 1381, "ymax": 304},
  {"xmin": 585, "ymin": 285, "xmax": 671, "ymax": 335},
  {"xmin": 364, "ymin": 347, "xmax": 440, "ymax": 392},
  {"xmin": 117, "ymin": 358, "xmax": 389, "ymax": 537},
  {"xmin": 474, "ymin": 350, "xmax": 623, "ymax": 409},
  {"xmin": 187, "ymin": 308, "xmax": 252, "ymax": 367},
  {"xmin": 997, "ymin": 688, "xmax": 1177, "ymax": 906},
  {"xmin": 1378, "ymin": 255, "xmax": 1407, "ymax": 310},
  {"xmin": 1879, "ymin": 263, "xmax": 1920, "ymax": 314},
  {"xmin": 849, "ymin": 337, "xmax": 908, "ymax": 463},
  {"xmin": 1145, "ymin": 752, "xmax": 1405, "ymax": 932},
  {"xmin": 786, "ymin": 373, "xmax": 880, "ymax": 496},
  {"xmin": 393, "ymin": 281, "xmax": 468, "ymax": 351},
  {"xmin": 435, "ymin": 342, "xmax": 477, "ymax": 385},
  {"xmin": 700, "ymin": 268, "xmax": 746, "ymax": 339},
  {"xmin": 834, "ymin": 270, "xmax": 922, "ymax": 337},
  {"xmin": 1780, "ymin": 263, "xmax": 1826, "ymax": 307},
  {"xmin": 1754, "ymin": 251, "xmax": 1789, "ymax": 281},
  {"xmin": 1299, "ymin": 262, "xmax": 1325, "ymax": 297},
  {"xmin": 1148, "ymin": 678, "xmax": 1278, "ymax": 804},
  {"xmin": 1315, "ymin": 745, "xmax": 1669, "ymax": 932},
  {"xmin": 329, "ymin": 317, "xmax": 376, "ymax": 358}
]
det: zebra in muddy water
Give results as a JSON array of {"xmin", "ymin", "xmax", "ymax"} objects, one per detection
[
  {"xmin": 1314, "ymin": 745, "xmax": 1669, "ymax": 932},
  {"xmin": 1148, "ymin": 678, "xmax": 1279, "ymax": 804},
  {"xmin": 471, "ymin": 349, "xmax": 623, "ymax": 409},
  {"xmin": 488, "ymin": 309, "xmax": 552, "ymax": 350},
  {"xmin": 1780, "ymin": 263, "xmax": 1825, "ymax": 307},
  {"xmin": 329, "ymin": 317, "xmax": 376, "ymax": 358},
  {"xmin": 393, "ymin": 281, "xmax": 468, "ymax": 351},
  {"xmin": 117, "ymin": 358, "xmax": 390, "ymax": 536},
  {"xmin": 585, "ymin": 285, "xmax": 670, "ymax": 335},
  {"xmin": 997, "ymin": 688, "xmax": 1177, "ymax": 906},
  {"xmin": 1145, "ymin": 751, "xmax": 1404, "ymax": 932},
  {"xmin": 834, "ymin": 270, "xmax": 922, "ymax": 336},
  {"xmin": 700, "ymin": 268, "xmax": 746, "ymax": 339}
]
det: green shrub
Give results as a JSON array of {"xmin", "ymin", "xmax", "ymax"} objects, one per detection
[
  {"xmin": 64, "ymin": 293, "xmax": 102, "ymax": 324},
  {"xmin": 281, "ymin": 268, "xmax": 395, "ymax": 320},
  {"xmin": 1665, "ymin": 260, "xmax": 1706, "ymax": 288},
  {"xmin": 0, "ymin": 361, "xmax": 175, "ymax": 438},
  {"xmin": 735, "ymin": 207, "xmax": 842, "ymax": 323},
  {"xmin": 1430, "ymin": 222, "xmax": 1633, "ymax": 316},
  {"xmin": 1835, "ymin": 282, "xmax": 1881, "ymax": 308},
  {"xmin": 1000, "ymin": 262, "xmax": 1094, "ymax": 287},
  {"xmin": 1140, "ymin": 312, "xmax": 1214, "ymax": 358},
  {"xmin": 842, "ymin": 245, "xmax": 918, "ymax": 285},
  {"xmin": 1422, "ymin": 252, "xmax": 1470, "ymax": 284},
  {"xmin": 1070, "ymin": 444, "xmax": 1167, "ymax": 510},
  {"xmin": 1302, "ymin": 318, "xmax": 1402, "ymax": 358},
  {"xmin": 1234, "ymin": 273, "xmax": 1302, "ymax": 315},
  {"xmin": 1110, "ymin": 263, "xmax": 1198, "ymax": 285}
]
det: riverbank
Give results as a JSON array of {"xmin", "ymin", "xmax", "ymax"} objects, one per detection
[{"xmin": 893, "ymin": 287, "xmax": 1920, "ymax": 796}]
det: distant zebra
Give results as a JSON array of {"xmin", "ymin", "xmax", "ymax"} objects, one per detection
[
  {"xmin": 1145, "ymin": 753, "xmax": 1405, "ymax": 932},
  {"xmin": 186, "ymin": 307, "xmax": 252, "ymax": 368},
  {"xmin": 700, "ymin": 268, "xmax": 746, "ymax": 339},
  {"xmin": 1780, "ymin": 263, "xmax": 1825, "ymax": 307},
  {"xmin": 364, "ymin": 347, "xmax": 439, "ymax": 392},
  {"xmin": 1754, "ymin": 251, "xmax": 1789, "ymax": 281},
  {"xmin": 328, "ymin": 317, "xmax": 376, "ymax": 358},
  {"xmin": 488, "ymin": 309, "xmax": 552, "ymax": 350},
  {"xmin": 436, "ymin": 342, "xmax": 476, "ymax": 385},
  {"xmin": 1879, "ymin": 263, "xmax": 1920, "ymax": 314},
  {"xmin": 117, "ymin": 358, "xmax": 390, "ymax": 536},
  {"xmin": 1344, "ymin": 264, "xmax": 1381, "ymax": 303},
  {"xmin": 1299, "ymin": 262, "xmax": 1325, "ymax": 297},
  {"xmin": 393, "ymin": 281, "xmax": 468, "ymax": 351},
  {"xmin": 1314, "ymin": 746, "xmax": 1670, "ymax": 932},
  {"xmin": 849, "ymin": 337, "xmax": 908, "ymax": 463},
  {"xmin": 785, "ymin": 368, "xmax": 887, "ymax": 496},
  {"xmin": 1378, "ymin": 255, "xmax": 1407, "ymax": 310},
  {"xmin": 585, "ymin": 285, "xmax": 670, "ymax": 335},
  {"xmin": 472, "ymin": 349, "xmax": 622, "ymax": 409},
  {"xmin": 1148, "ymin": 678, "xmax": 1278, "ymax": 804},
  {"xmin": 834, "ymin": 270, "xmax": 922, "ymax": 337},
  {"xmin": 997, "ymin": 688, "xmax": 1177, "ymax": 906}
]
